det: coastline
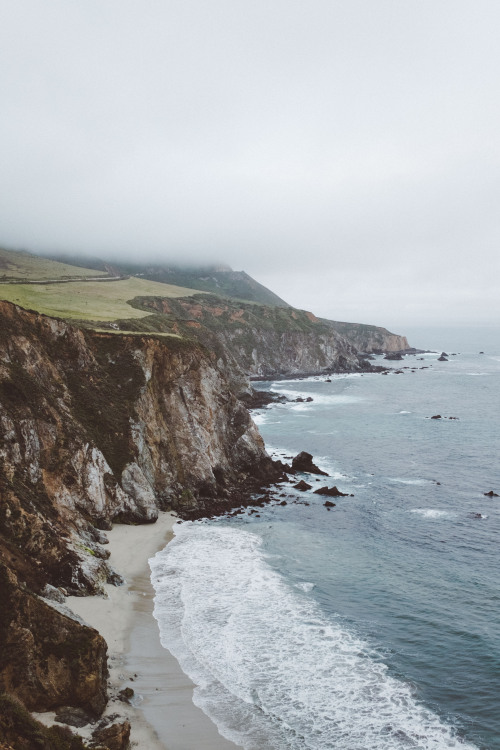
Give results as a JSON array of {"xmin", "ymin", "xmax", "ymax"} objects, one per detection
[{"xmin": 55, "ymin": 512, "xmax": 241, "ymax": 749}]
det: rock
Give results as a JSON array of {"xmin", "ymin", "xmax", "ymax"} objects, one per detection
[
  {"xmin": 279, "ymin": 500, "xmax": 287, "ymax": 506},
  {"xmin": 291, "ymin": 452, "xmax": 328, "ymax": 476},
  {"xmin": 484, "ymin": 490, "xmax": 499, "ymax": 497},
  {"xmin": 117, "ymin": 687, "xmax": 134, "ymax": 703},
  {"xmin": 324, "ymin": 500, "xmax": 336, "ymax": 507},
  {"xmin": 437, "ymin": 355, "xmax": 448, "ymax": 361},
  {"xmin": 305, "ymin": 397, "xmax": 313, "ymax": 402},
  {"xmin": 313, "ymin": 486, "xmax": 350, "ymax": 497},
  {"xmin": 384, "ymin": 352, "xmax": 403, "ymax": 360},
  {"xmin": 293, "ymin": 480, "xmax": 313, "ymax": 491},
  {"xmin": 41, "ymin": 583, "xmax": 66, "ymax": 603},
  {"xmin": 240, "ymin": 390, "xmax": 288, "ymax": 408},
  {"xmin": 92, "ymin": 720, "xmax": 131, "ymax": 750},
  {"xmin": 54, "ymin": 706, "xmax": 95, "ymax": 728},
  {"xmin": 0, "ymin": 564, "xmax": 108, "ymax": 715},
  {"xmin": 431, "ymin": 415, "xmax": 442, "ymax": 419}
]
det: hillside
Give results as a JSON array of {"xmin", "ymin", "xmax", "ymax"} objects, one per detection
[
  {"xmin": 0, "ymin": 247, "xmax": 106, "ymax": 282},
  {"xmin": 45, "ymin": 253, "xmax": 290, "ymax": 308}
]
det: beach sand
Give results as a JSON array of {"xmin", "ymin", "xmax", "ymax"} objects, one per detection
[{"xmin": 63, "ymin": 512, "xmax": 242, "ymax": 749}]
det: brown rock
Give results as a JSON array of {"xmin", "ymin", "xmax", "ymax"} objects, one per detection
[
  {"xmin": 313, "ymin": 486, "xmax": 350, "ymax": 497},
  {"xmin": 291, "ymin": 452, "xmax": 328, "ymax": 476},
  {"xmin": 0, "ymin": 564, "xmax": 108, "ymax": 715},
  {"xmin": 92, "ymin": 720, "xmax": 131, "ymax": 750},
  {"xmin": 293, "ymin": 480, "xmax": 313, "ymax": 491}
]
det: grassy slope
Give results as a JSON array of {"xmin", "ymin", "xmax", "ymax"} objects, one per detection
[
  {"xmin": 0, "ymin": 247, "xmax": 105, "ymax": 281},
  {"xmin": 43, "ymin": 252, "xmax": 290, "ymax": 308},
  {"xmin": 0, "ymin": 249, "xmax": 201, "ymax": 323}
]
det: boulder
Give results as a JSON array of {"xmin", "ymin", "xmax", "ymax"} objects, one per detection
[
  {"xmin": 324, "ymin": 500, "xmax": 336, "ymax": 507},
  {"xmin": 54, "ymin": 706, "xmax": 95, "ymax": 728},
  {"xmin": 484, "ymin": 490, "xmax": 499, "ymax": 497},
  {"xmin": 117, "ymin": 687, "xmax": 134, "ymax": 704},
  {"xmin": 313, "ymin": 486, "xmax": 350, "ymax": 497},
  {"xmin": 92, "ymin": 720, "xmax": 131, "ymax": 750},
  {"xmin": 293, "ymin": 480, "xmax": 313, "ymax": 491},
  {"xmin": 431, "ymin": 415, "xmax": 442, "ymax": 419},
  {"xmin": 291, "ymin": 452, "xmax": 328, "ymax": 476}
]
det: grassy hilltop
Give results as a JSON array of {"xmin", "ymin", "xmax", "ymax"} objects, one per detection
[{"xmin": 0, "ymin": 248, "xmax": 200, "ymax": 324}]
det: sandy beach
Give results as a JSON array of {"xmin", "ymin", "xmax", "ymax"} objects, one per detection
[{"xmin": 63, "ymin": 512, "xmax": 242, "ymax": 749}]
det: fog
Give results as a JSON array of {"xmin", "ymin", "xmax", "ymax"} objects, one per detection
[{"xmin": 2, "ymin": 1, "xmax": 500, "ymax": 330}]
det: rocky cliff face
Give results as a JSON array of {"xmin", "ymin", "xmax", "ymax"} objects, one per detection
[
  {"xmin": 0, "ymin": 300, "xmax": 279, "ymax": 720},
  {"xmin": 326, "ymin": 321, "xmax": 409, "ymax": 353},
  {"xmin": 124, "ymin": 295, "xmax": 363, "ymax": 378}
]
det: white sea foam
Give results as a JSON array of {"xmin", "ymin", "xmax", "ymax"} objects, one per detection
[
  {"xmin": 251, "ymin": 412, "xmax": 267, "ymax": 425},
  {"xmin": 271, "ymin": 388, "xmax": 361, "ymax": 407},
  {"xmin": 410, "ymin": 509, "xmax": 451, "ymax": 519},
  {"xmin": 295, "ymin": 581, "xmax": 315, "ymax": 592},
  {"xmin": 150, "ymin": 524, "xmax": 477, "ymax": 750},
  {"xmin": 389, "ymin": 478, "xmax": 430, "ymax": 486}
]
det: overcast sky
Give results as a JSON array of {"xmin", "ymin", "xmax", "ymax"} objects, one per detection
[{"xmin": 1, "ymin": 1, "xmax": 500, "ymax": 331}]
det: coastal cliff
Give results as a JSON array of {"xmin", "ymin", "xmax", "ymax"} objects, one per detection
[
  {"xmin": 116, "ymin": 294, "xmax": 363, "ymax": 378},
  {"xmin": 0, "ymin": 299, "xmax": 278, "ymax": 735},
  {"xmin": 326, "ymin": 321, "xmax": 409, "ymax": 353}
]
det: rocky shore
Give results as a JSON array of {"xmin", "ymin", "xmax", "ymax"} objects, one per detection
[{"xmin": 0, "ymin": 297, "xmax": 411, "ymax": 749}]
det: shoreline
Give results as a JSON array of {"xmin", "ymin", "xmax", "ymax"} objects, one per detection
[{"xmin": 43, "ymin": 512, "xmax": 242, "ymax": 749}]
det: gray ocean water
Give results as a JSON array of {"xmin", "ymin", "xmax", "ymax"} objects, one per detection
[{"xmin": 151, "ymin": 328, "xmax": 500, "ymax": 750}]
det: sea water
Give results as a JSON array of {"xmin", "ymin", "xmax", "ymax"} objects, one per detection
[{"xmin": 150, "ymin": 330, "xmax": 500, "ymax": 750}]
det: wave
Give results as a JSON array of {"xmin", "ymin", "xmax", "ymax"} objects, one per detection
[
  {"xmin": 410, "ymin": 509, "xmax": 452, "ymax": 519},
  {"xmin": 150, "ymin": 524, "xmax": 477, "ymax": 750},
  {"xmin": 388, "ymin": 478, "xmax": 431, "ymax": 486},
  {"xmin": 271, "ymin": 388, "xmax": 361, "ymax": 407}
]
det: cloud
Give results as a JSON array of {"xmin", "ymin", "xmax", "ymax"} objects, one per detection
[{"xmin": 1, "ymin": 1, "xmax": 499, "ymax": 328}]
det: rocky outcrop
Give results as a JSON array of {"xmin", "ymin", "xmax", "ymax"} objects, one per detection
[
  {"xmin": 0, "ymin": 564, "xmax": 107, "ymax": 715},
  {"xmin": 291, "ymin": 452, "xmax": 328, "ymax": 476},
  {"xmin": 326, "ymin": 320, "xmax": 409, "ymax": 353},
  {"xmin": 0, "ymin": 300, "xmax": 277, "ymax": 596},
  {"xmin": 126, "ymin": 295, "xmax": 363, "ymax": 378}
]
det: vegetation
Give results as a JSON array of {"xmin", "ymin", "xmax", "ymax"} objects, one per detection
[
  {"xmin": 0, "ymin": 247, "xmax": 104, "ymax": 281},
  {"xmin": 0, "ymin": 275, "xmax": 200, "ymax": 322},
  {"xmin": 0, "ymin": 693, "xmax": 89, "ymax": 749},
  {"xmin": 42, "ymin": 253, "xmax": 290, "ymax": 307}
]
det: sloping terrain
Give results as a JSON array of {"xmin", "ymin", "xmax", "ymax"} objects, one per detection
[
  {"xmin": 0, "ymin": 247, "xmax": 106, "ymax": 282},
  {"xmin": 45, "ymin": 254, "xmax": 290, "ymax": 308}
]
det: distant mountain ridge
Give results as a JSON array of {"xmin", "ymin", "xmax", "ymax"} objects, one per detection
[{"xmin": 44, "ymin": 254, "xmax": 290, "ymax": 308}]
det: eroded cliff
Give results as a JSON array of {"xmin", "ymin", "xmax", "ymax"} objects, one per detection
[
  {"xmin": 326, "ymin": 321, "xmax": 409, "ymax": 353},
  {"xmin": 0, "ymin": 300, "xmax": 279, "ymax": 724},
  {"xmin": 116, "ymin": 294, "xmax": 363, "ymax": 378}
]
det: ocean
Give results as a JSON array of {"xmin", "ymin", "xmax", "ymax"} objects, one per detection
[{"xmin": 150, "ymin": 328, "xmax": 500, "ymax": 750}]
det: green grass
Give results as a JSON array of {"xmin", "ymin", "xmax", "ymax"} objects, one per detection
[
  {"xmin": 0, "ymin": 276, "xmax": 201, "ymax": 322},
  {"xmin": 0, "ymin": 247, "xmax": 105, "ymax": 281}
]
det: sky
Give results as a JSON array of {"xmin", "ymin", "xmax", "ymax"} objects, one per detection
[{"xmin": 1, "ymin": 1, "xmax": 500, "ymax": 332}]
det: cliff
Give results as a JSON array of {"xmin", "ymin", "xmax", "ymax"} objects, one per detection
[
  {"xmin": 0, "ymin": 300, "xmax": 279, "ymax": 726},
  {"xmin": 326, "ymin": 320, "xmax": 410, "ymax": 353},
  {"xmin": 112, "ymin": 294, "xmax": 363, "ymax": 379}
]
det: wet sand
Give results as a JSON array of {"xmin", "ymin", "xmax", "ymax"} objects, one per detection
[{"xmin": 66, "ymin": 512, "xmax": 241, "ymax": 749}]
